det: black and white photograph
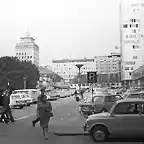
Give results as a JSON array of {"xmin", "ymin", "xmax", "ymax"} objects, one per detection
[{"xmin": 0, "ymin": 0, "xmax": 144, "ymax": 143}]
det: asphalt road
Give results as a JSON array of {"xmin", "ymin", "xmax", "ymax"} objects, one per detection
[{"xmin": 0, "ymin": 96, "xmax": 143, "ymax": 144}]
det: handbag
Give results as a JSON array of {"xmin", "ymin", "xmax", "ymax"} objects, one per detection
[{"xmin": 48, "ymin": 112, "xmax": 53, "ymax": 117}]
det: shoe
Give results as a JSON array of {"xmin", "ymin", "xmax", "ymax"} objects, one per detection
[
  {"xmin": 32, "ymin": 121, "xmax": 35, "ymax": 127},
  {"xmin": 0, "ymin": 120, "xmax": 4, "ymax": 123},
  {"xmin": 45, "ymin": 136, "xmax": 48, "ymax": 140}
]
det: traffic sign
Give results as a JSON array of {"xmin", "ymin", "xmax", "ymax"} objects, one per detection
[{"xmin": 87, "ymin": 72, "xmax": 97, "ymax": 83}]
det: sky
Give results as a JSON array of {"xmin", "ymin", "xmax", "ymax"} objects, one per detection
[{"xmin": 0, "ymin": 0, "xmax": 120, "ymax": 66}]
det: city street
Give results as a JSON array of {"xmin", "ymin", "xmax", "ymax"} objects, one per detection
[{"xmin": 0, "ymin": 96, "xmax": 143, "ymax": 144}]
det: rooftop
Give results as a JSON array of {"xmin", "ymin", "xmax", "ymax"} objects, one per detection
[
  {"xmin": 117, "ymin": 98, "xmax": 144, "ymax": 103},
  {"xmin": 52, "ymin": 58, "xmax": 94, "ymax": 63}
]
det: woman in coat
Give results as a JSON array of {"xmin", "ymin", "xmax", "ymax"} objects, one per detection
[{"xmin": 37, "ymin": 94, "xmax": 53, "ymax": 139}]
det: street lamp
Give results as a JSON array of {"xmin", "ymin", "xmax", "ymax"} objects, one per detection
[
  {"xmin": 23, "ymin": 76, "xmax": 28, "ymax": 89},
  {"xmin": 76, "ymin": 64, "xmax": 83, "ymax": 98}
]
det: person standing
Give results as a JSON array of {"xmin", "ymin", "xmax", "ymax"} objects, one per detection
[
  {"xmin": 4, "ymin": 88, "xmax": 15, "ymax": 122},
  {"xmin": 0, "ymin": 88, "xmax": 15, "ymax": 123},
  {"xmin": 32, "ymin": 88, "xmax": 45, "ymax": 127},
  {"xmin": 0, "ymin": 92, "xmax": 9, "ymax": 123},
  {"xmin": 37, "ymin": 94, "xmax": 53, "ymax": 139}
]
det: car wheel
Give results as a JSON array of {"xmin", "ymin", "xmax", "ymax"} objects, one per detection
[
  {"xmin": 100, "ymin": 108, "xmax": 108, "ymax": 113},
  {"xmin": 19, "ymin": 105, "xmax": 23, "ymax": 109},
  {"xmin": 27, "ymin": 103, "xmax": 30, "ymax": 107},
  {"xmin": 91, "ymin": 126, "xmax": 108, "ymax": 142}
]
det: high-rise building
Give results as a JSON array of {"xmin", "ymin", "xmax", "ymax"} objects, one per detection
[
  {"xmin": 94, "ymin": 53, "xmax": 121, "ymax": 85},
  {"xmin": 15, "ymin": 32, "xmax": 39, "ymax": 66},
  {"xmin": 120, "ymin": 0, "xmax": 144, "ymax": 84}
]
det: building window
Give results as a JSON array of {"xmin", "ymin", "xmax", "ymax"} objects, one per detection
[
  {"xmin": 27, "ymin": 56, "xmax": 29, "ymax": 58},
  {"xmin": 136, "ymin": 24, "xmax": 138, "ymax": 27},
  {"xmin": 133, "ymin": 56, "xmax": 137, "ymax": 59},
  {"xmin": 131, "ymin": 67, "xmax": 133, "ymax": 70},
  {"xmin": 19, "ymin": 53, "xmax": 21, "ymax": 55},
  {"xmin": 125, "ymin": 67, "xmax": 129, "ymax": 70},
  {"xmin": 123, "ymin": 24, "xmax": 128, "ymax": 28},
  {"xmin": 30, "ymin": 56, "xmax": 32, "ymax": 58},
  {"xmin": 132, "ymin": 29, "xmax": 136, "ymax": 33},
  {"xmin": 132, "ymin": 19, "xmax": 136, "ymax": 22},
  {"xmin": 129, "ymin": 72, "xmax": 132, "ymax": 76},
  {"xmin": 133, "ymin": 45, "xmax": 139, "ymax": 49},
  {"xmin": 130, "ymin": 24, "xmax": 132, "ymax": 28}
]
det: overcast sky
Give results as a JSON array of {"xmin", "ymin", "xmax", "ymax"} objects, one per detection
[{"xmin": 0, "ymin": 0, "xmax": 120, "ymax": 66}]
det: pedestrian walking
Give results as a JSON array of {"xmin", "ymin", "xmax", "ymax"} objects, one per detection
[
  {"xmin": 32, "ymin": 87, "xmax": 46, "ymax": 127},
  {"xmin": 37, "ymin": 94, "xmax": 53, "ymax": 139},
  {"xmin": 0, "ymin": 97, "xmax": 9, "ymax": 123},
  {"xmin": 0, "ymin": 88, "xmax": 15, "ymax": 123},
  {"xmin": 3, "ymin": 88, "xmax": 15, "ymax": 122}
]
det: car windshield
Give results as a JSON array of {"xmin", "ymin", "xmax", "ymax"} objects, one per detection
[
  {"xmin": 128, "ymin": 93, "xmax": 140, "ymax": 98},
  {"xmin": 14, "ymin": 91, "xmax": 29, "ymax": 94},
  {"xmin": 13, "ymin": 95, "xmax": 21, "ymax": 99},
  {"xmin": 93, "ymin": 96, "xmax": 103, "ymax": 103}
]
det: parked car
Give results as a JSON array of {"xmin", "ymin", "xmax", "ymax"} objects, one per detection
[
  {"xmin": 13, "ymin": 89, "xmax": 38, "ymax": 104},
  {"xmin": 83, "ymin": 98, "xmax": 144, "ymax": 142},
  {"xmin": 123, "ymin": 91, "xmax": 144, "ymax": 99},
  {"xmin": 10, "ymin": 93, "xmax": 28, "ymax": 109},
  {"xmin": 21, "ymin": 94, "xmax": 33, "ymax": 106},
  {"xmin": 79, "ymin": 92, "xmax": 122, "ymax": 116}
]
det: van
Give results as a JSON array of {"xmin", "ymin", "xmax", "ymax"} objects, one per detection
[
  {"xmin": 13, "ymin": 89, "xmax": 38, "ymax": 104},
  {"xmin": 10, "ymin": 93, "xmax": 27, "ymax": 109}
]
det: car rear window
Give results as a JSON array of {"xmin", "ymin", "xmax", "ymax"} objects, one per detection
[
  {"xmin": 13, "ymin": 95, "xmax": 21, "ymax": 99},
  {"xmin": 105, "ymin": 96, "xmax": 115, "ymax": 102},
  {"xmin": 128, "ymin": 94, "xmax": 140, "ymax": 98}
]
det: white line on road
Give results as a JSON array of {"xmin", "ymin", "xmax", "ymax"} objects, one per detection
[{"xmin": 15, "ymin": 113, "xmax": 35, "ymax": 120}]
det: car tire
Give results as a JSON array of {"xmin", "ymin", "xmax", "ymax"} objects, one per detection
[
  {"xmin": 27, "ymin": 103, "xmax": 30, "ymax": 107},
  {"xmin": 91, "ymin": 126, "xmax": 108, "ymax": 142},
  {"xmin": 100, "ymin": 108, "xmax": 108, "ymax": 113},
  {"xmin": 19, "ymin": 105, "xmax": 23, "ymax": 109}
]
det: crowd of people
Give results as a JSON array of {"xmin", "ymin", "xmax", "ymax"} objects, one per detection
[{"xmin": 0, "ymin": 86, "xmax": 53, "ymax": 140}]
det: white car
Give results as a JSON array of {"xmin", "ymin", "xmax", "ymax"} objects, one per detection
[
  {"xmin": 10, "ymin": 93, "xmax": 28, "ymax": 109},
  {"xmin": 21, "ymin": 94, "xmax": 33, "ymax": 106}
]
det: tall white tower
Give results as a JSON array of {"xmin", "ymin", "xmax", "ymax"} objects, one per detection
[
  {"xmin": 121, "ymin": 0, "xmax": 144, "ymax": 83},
  {"xmin": 15, "ymin": 31, "xmax": 39, "ymax": 66}
]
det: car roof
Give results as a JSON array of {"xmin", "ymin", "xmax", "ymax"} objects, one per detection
[
  {"xmin": 92, "ymin": 92, "xmax": 111, "ymax": 97},
  {"xmin": 11, "ymin": 93, "xmax": 25, "ymax": 95},
  {"xmin": 117, "ymin": 98, "xmax": 144, "ymax": 103}
]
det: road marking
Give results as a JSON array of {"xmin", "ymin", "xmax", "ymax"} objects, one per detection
[
  {"xmin": 15, "ymin": 113, "xmax": 35, "ymax": 120},
  {"xmin": 60, "ymin": 117, "xmax": 63, "ymax": 120}
]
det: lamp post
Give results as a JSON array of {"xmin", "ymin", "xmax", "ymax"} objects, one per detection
[
  {"xmin": 23, "ymin": 76, "xmax": 27, "ymax": 89},
  {"xmin": 76, "ymin": 64, "xmax": 83, "ymax": 98}
]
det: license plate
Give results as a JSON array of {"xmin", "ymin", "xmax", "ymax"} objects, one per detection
[{"xmin": 83, "ymin": 107, "xmax": 89, "ymax": 111}]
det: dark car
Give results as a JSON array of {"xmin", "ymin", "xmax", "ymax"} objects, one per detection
[{"xmin": 79, "ymin": 92, "xmax": 122, "ymax": 116}]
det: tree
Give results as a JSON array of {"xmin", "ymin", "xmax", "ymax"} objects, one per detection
[
  {"xmin": 21, "ymin": 61, "xmax": 40, "ymax": 88},
  {"xmin": 0, "ymin": 56, "xmax": 40, "ymax": 90}
]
